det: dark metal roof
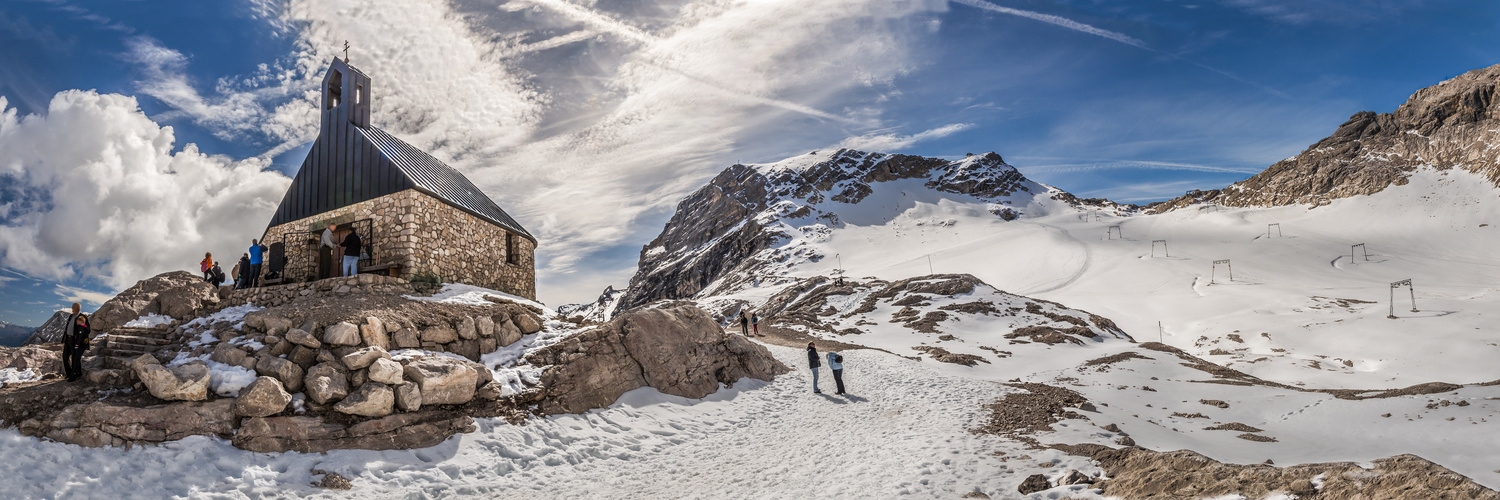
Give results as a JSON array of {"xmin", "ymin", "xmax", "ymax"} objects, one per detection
[{"xmin": 360, "ymin": 127, "xmax": 533, "ymax": 240}]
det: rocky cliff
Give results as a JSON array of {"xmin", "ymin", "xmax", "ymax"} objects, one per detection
[
  {"xmin": 1149, "ymin": 63, "xmax": 1500, "ymax": 212},
  {"xmin": 22, "ymin": 310, "xmax": 73, "ymax": 345},
  {"xmin": 602, "ymin": 149, "xmax": 1125, "ymax": 316}
]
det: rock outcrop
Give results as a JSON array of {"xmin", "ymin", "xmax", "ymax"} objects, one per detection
[
  {"xmin": 20, "ymin": 399, "xmax": 235, "ymax": 447},
  {"xmin": 1149, "ymin": 62, "xmax": 1500, "ymax": 212},
  {"xmin": 130, "ymin": 356, "xmax": 210, "ymax": 402},
  {"xmin": 0, "ymin": 346, "xmax": 62, "ymax": 375},
  {"xmin": 527, "ymin": 302, "xmax": 789, "ymax": 414},
  {"xmin": 88, "ymin": 271, "xmax": 221, "ymax": 335},
  {"xmin": 234, "ymin": 410, "xmax": 475, "ymax": 453}
]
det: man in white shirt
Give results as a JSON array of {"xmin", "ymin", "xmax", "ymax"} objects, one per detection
[{"xmin": 321, "ymin": 223, "xmax": 340, "ymax": 276}]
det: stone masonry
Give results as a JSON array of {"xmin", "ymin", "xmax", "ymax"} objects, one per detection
[{"xmin": 260, "ymin": 189, "xmax": 536, "ymax": 300}]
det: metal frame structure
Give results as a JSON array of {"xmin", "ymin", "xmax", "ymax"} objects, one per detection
[
  {"xmin": 1211, "ymin": 259, "xmax": 1232, "ymax": 284},
  {"xmin": 1352, "ymin": 243, "xmax": 1368, "ymax": 262},
  {"xmin": 1267, "ymin": 223, "xmax": 1282, "ymax": 237},
  {"xmin": 1389, "ymin": 279, "xmax": 1417, "ymax": 318},
  {"xmin": 1151, "ymin": 240, "xmax": 1169, "ymax": 257},
  {"xmin": 1107, "ymin": 225, "xmax": 1123, "ymax": 240}
]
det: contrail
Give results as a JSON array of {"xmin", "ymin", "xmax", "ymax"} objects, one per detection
[
  {"xmin": 951, "ymin": 0, "xmax": 1289, "ymax": 99},
  {"xmin": 516, "ymin": 0, "xmax": 864, "ymax": 125},
  {"xmin": 950, "ymin": 0, "xmax": 1145, "ymax": 47}
]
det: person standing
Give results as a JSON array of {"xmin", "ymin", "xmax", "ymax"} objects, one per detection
[
  {"xmin": 322, "ymin": 223, "xmax": 341, "ymax": 277},
  {"xmin": 807, "ymin": 342, "xmax": 822, "ymax": 394},
  {"xmin": 826, "ymin": 350, "xmax": 846, "ymax": 395},
  {"xmin": 738, "ymin": 311, "xmax": 749, "ymax": 336},
  {"xmin": 199, "ymin": 252, "xmax": 214, "ymax": 282},
  {"xmin": 62, "ymin": 302, "xmax": 90, "ymax": 382},
  {"xmin": 236, "ymin": 253, "xmax": 251, "ymax": 289},
  {"xmin": 208, "ymin": 262, "xmax": 226, "ymax": 287},
  {"xmin": 341, "ymin": 228, "xmax": 362, "ymax": 277},
  {"xmin": 750, "ymin": 312, "xmax": 759, "ymax": 336},
  {"xmin": 247, "ymin": 239, "xmax": 265, "ymax": 288}
]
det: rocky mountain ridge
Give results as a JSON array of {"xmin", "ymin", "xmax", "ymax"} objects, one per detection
[
  {"xmin": 597, "ymin": 149, "xmax": 1129, "ymax": 316},
  {"xmin": 1149, "ymin": 62, "xmax": 1500, "ymax": 212}
]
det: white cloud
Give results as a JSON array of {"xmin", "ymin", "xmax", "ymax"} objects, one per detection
[
  {"xmin": 0, "ymin": 93, "xmax": 292, "ymax": 292},
  {"xmin": 838, "ymin": 123, "xmax": 973, "ymax": 152},
  {"xmin": 55, "ymin": 284, "xmax": 113, "ymax": 306},
  {"xmin": 949, "ymin": 0, "xmax": 1145, "ymax": 47}
]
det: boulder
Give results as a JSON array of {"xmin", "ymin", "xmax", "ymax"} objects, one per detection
[
  {"xmin": 289, "ymin": 345, "xmax": 318, "ymax": 369},
  {"xmin": 135, "ymin": 361, "xmax": 211, "ymax": 402},
  {"xmin": 476, "ymin": 382, "xmax": 505, "ymax": 400},
  {"xmin": 420, "ymin": 325, "xmax": 458, "ymax": 344},
  {"xmin": 210, "ymin": 342, "xmax": 247, "ymax": 367},
  {"xmin": 477, "ymin": 316, "xmax": 495, "ymax": 338},
  {"xmin": 88, "ymin": 271, "xmax": 219, "ymax": 334},
  {"xmin": 235, "ymin": 376, "xmax": 292, "ymax": 417},
  {"xmin": 525, "ymin": 302, "xmax": 789, "ymax": 414},
  {"xmin": 285, "ymin": 328, "xmax": 322, "ymax": 349},
  {"xmin": 457, "ymin": 317, "xmax": 477, "ymax": 340},
  {"xmin": 479, "ymin": 337, "xmax": 498, "ymax": 355},
  {"xmin": 254, "ymin": 356, "xmax": 305, "ymax": 393},
  {"xmin": 395, "ymin": 382, "xmax": 422, "ymax": 412},
  {"xmin": 496, "ymin": 319, "xmax": 523, "ymax": 347},
  {"xmin": 341, "ymin": 346, "xmax": 390, "ymax": 371},
  {"xmin": 1018, "ymin": 474, "xmax": 1051, "ymax": 495},
  {"xmin": 360, "ymin": 317, "xmax": 389, "ymax": 351},
  {"xmin": 304, "ymin": 363, "xmax": 350, "ymax": 405},
  {"xmin": 402, "ymin": 356, "xmax": 478, "ymax": 405},
  {"xmin": 334, "ymin": 382, "xmax": 394, "ymax": 417},
  {"xmin": 350, "ymin": 368, "xmax": 368, "ymax": 387},
  {"xmin": 21, "ymin": 399, "xmax": 234, "ymax": 447},
  {"xmin": 368, "ymin": 358, "xmax": 404, "ymax": 385},
  {"xmin": 234, "ymin": 411, "xmax": 474, "ymax": 453},
  {"xmin": 513, "ymin": 311, "xmax": 543, "ymax": 335},
  {"xmin": 244, "ymin": 311, "xmax": 293, "ymax": 336},
  {"xmin": 84, "ymin": 368, "xmax": 133, "ymax": 386},
  {"xmin": 449, "ymin": 339, "xmax": 480, "ymax": 361},
  {"xmin": 391, "ymin": 327, "xmax": 420, "ymax": 349},
  {"xmin": 323, "ymin": 322, "xmax": 362, "ymax": 346},
  {"xmin": 0, "ymin": 346, "xmax": 62, "ymax": 374}
]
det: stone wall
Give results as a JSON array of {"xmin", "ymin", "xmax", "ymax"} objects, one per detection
[
  {"xmin": 259, "ymin": 189, "xmax": 536, "ymax": 299},
  {"xmin": 222, "ymin": 275, "xmax": 414, "ymax": 309}
]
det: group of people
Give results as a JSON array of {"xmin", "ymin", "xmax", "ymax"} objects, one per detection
[
  {"xmin": 735, "ymin": 310, "xmax": 760, "ymax": 336},
  {"xmin": 806, "ymin": 342, "xmax": 847, "ymax": 395},
  {"xmin": 200, "ymin": 237, "xmax": 298, "ymax": 289}
]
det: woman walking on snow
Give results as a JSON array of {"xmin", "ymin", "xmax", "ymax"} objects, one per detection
[
  {"xmin": 807, "ymin": 342, "xmax": 822, "ymax": 394},
  {"xmin": 826, "ymin": 350, "xmax": 846, "ymax": 395},
  {"xmin": 750, "ymin": 312, "xmax": 759, "ymax": 336}
]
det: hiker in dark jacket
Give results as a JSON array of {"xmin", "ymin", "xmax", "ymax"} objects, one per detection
[
  {"xmin": 738, "ymin": 312, "xmax": 749, "ymax": 336},
  {"xmin": 62, "ymin": 302, "xmax": 90, "ymax": 382},
  {"xmin": 807, "ymin": 342, "xmax": 822, "ymax": 394},
  {"xmin": 341, "ymin": 230, "xmax": 362, "ymax": 277},
  {"xmin": 826, "ymin": 351, "xmax": 846, "ymax": 395},
  {"xmin": 236, "ymin": 254, "xmax": 250, "ymax": 289},
  {"xmin": 208, "ymin": 262, "xmax": 226, "ymax": 287}
]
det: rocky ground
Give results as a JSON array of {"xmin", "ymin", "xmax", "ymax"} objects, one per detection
[{"xmin": 0, "ymin": 272, "xmax": 785, "ymax": 457}]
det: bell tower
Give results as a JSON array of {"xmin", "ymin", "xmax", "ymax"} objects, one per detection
[{"xmin": 321, "ymin": 58, "xmax": 371, "ymax": 129}]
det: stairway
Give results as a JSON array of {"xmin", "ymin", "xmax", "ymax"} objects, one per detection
[{"xmin": 97, "ymin": 326, "xmax": 175, "ymax": 369}]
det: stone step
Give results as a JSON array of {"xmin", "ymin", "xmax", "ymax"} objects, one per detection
[
  {"xmin": 108, "ymin": 335, "xmax": 173, "ymax": 346},
  {"xmin": 103, "ymin": 356, "xmax": 144, "ymax": 370},
  {"xmin": 103, "ymin": 345, "xmax": 158, "ymax": 357}
]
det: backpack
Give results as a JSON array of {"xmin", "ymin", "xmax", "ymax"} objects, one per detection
[
  {"xmin": 833, "ymin": 353, "xmax": 843, "ymax": 364},
  {"xmin": 212, "ymin": 266, "xmax": 226, "ymax": 283}
]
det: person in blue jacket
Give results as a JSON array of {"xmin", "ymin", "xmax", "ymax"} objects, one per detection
[
  {"xmin": 807, "ymin": 342, "xmax": 821, "ymax": 394},
  {"xmin": 825, "ymin": 350, "xmax": 846, "ymax": 395},
  {"xmin": 247, "ymin": 239, "xmax": 265, "ymax": 288}
]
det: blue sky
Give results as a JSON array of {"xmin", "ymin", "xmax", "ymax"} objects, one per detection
[{"xmin": 1, "ymin": 0, "xmax": 1497, "ymax": 326}]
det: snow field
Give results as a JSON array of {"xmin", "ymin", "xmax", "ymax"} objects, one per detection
[{"xmin": 0, "ymin": 344, "xmax": 1115, "ymax": 499}]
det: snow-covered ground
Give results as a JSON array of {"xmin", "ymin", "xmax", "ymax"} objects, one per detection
[{"xmin": 0, "ymin": 344, "xmax": 1113, "ymax": 499}]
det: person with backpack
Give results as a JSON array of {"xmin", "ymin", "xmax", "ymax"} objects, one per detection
[
  {"xmin": 738, "ymin": 311, "xmax": 749, "ymax": 336},
  {"xmin": 209, "ymin": 262, "xmax": 226, "ymax": 287},
  {"xmin": 807, "ymin": 342, "xmax": 822, "ymax": 394},
  {"xmin": 750, "ymin": 312, "xmax": 759, "ymax": 336},
  {"xmin": 62, "ymin": 302, "xmax": 90, "ymax": 382},
  {"xmin": 235, "ymin": 253, "xmax": 250, "ymax": 289},
  {"xmin": 825, "ymin": 350, "xmax": 846, "ymax": 395},
  {"xmin": 199, "ymin": 252, "xmax": 214, "ymax": 282},
  {"xmin": 247, "ymin": 239, "xmax": 266, "ymax": 288},
  {"xmin": 341, "ymin": 229, "xmax": 362, "ymax": 277}
]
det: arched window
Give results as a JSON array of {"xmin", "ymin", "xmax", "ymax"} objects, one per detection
[{"xmin": 327, "ymin": 70, "xmax": 343, "ymax": 109}]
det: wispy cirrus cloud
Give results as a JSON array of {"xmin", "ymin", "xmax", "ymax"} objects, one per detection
[{"xmin": 838, "ymin": 123, "xmax": 973, "ymax": 151}]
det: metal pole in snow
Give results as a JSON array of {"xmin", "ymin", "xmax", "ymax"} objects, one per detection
[
  {"xmin": 927, "ymin": 254, "xmax": 934, "ymax": 275},
  {"xmin": 1409, "ymin": 283, "xmax": 1418, "ymax": 312},
  {"xmin": 1158, "ymin": 321, "xmax": 1163, "ymax": 343}
]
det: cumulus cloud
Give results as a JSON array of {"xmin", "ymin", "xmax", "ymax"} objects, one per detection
[
  {"xmin": 838, "ymin": 123, "xmax": 972, "ymax": 151},
  {"xmin": 0, "ymin": 93, "xmax": 291, "ymax": 291}
]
